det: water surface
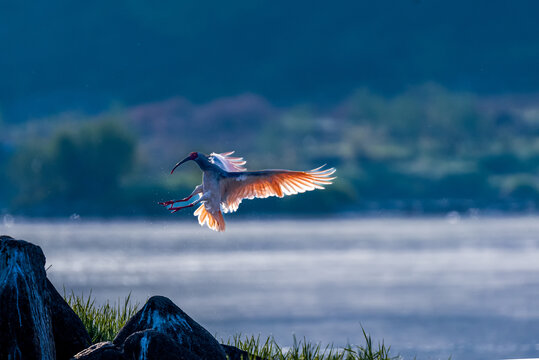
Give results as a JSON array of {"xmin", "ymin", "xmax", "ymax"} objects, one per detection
[{"xmin": 2, "ymin": 217, "xmax": 539, "ymax": 360}]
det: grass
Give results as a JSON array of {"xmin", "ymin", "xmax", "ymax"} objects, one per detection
[
  {"xmin": 63, "ymin": 290, "xmax": 140, "ymax": 343},
  {"xmin": 64, "ymin": 292, "xmax": 397, "ymax": 360},
  {"xmin": 224, "ymin": 331, "xmax": 395, "ymax": 360}
]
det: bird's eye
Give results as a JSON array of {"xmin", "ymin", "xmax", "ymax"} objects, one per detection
[{"xmin": 190, "ymin": 152, "xmax": 198, "ymax": 159}]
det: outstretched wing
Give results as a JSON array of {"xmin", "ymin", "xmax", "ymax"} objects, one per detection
[
  {"xmin": 193, "ymin": 203, "xmax": 226, "ymax": 232},
  {"xmin": 220, "ymin": 166, "xmax": 336, "ymax": 213},
  {"xmin": 210, "ymin": 151, "xmax": 247, "ymax": 172}
]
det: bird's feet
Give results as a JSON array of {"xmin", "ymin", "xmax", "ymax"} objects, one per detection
[
  {"xmin": 158, "ymin": 194, "xmax": 195, "ymax": 207},
  {"xmin": 158, "ymin": 200, "xmax": 177, "ymax": 207},
  {"xmin": 159, "ymin": 199, "xmax": 196, "ymax": 213}
]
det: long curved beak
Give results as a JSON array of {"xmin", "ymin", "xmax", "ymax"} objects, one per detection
[{"xmin": 171, "ymin": 156, "xmax": 191, "ymax": 174}]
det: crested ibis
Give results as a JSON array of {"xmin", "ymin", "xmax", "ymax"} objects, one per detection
[{"xmin": 159, "ymin": 151, "xmax": 336, "ymax": 232}]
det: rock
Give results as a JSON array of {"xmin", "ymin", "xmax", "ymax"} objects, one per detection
[
  {"xmin": 72, "ymin": 341, "xmax": 124, "ymax": 360},
  {"xmin": 0, "ymin": 235, "xmax": 249, "ymax": 360},
  {"xmin": 47, "ymin": 278, "xmax": 92, "ymax": 360},
  {"xmin": 114, "ymin": 296, "xmax": 227, "ymax": 360},
  {"xmin": 123, "ymin": 330, "xmax": 202, "ymax": 360},
  {"xmin": 221, "ymin": 344, "xmax": 266, "ymax": 360},
  {"xmin": 0, "ymin": 235, "xmax": 56, "ymax": 360}
]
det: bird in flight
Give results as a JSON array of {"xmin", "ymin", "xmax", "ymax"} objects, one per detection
[{"xmin": 159, "ymin": 151, "xmax": 336, "ymax": 232}]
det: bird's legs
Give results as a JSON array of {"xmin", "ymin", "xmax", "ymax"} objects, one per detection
[
  {"xmin": 158, "ymin": 185, "xmax": 202, "ymax": 207},
  {"xmin": 167, "ymin": 190, "xmax": 211, "ymax": 214},
  {"xmin": 168, "ymin": 195, "xmax": 205, "ymax": 213},
  {"xmin": 168, "ymin": 202, "xmax": 196, "ymax": 213},
  {"xmin": 158, "ymin": 193, "xmax": 196, "ymax": 207}
]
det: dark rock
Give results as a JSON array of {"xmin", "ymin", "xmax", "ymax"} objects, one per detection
[
  {"xmin": 47, "ymin": 278, "xmax": 92, "ymax": 360},
  {"xmin": 123, "ymin": 329, "xmax": 202, "ymax": 360},
  {"xmin": 72, "ymin": 341, "xmax": 124, "ymax": 360},
  {"xmin": 221, "ymin": 344, "xmax": 266, "ymax": 360},
  {"xmin": 0, "ymin": 235, "xmax": 56, "ymax": 360},
  {"xmin": 114, "ymin": 296, "xmax": 227, "ymax": 360}
]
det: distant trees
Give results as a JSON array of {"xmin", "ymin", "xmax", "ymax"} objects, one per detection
[
  {"xmin": 342, "ymin": 84, "xmax": 491, "ymax": 151},
  {"xmin": 51, "ymin": 121, "xmax": 135, "ymax": 200},
  {"xmin": 3, "ymin": 84, "xmax": 539, "ymax": 216},
  {"xmin": 272, "ymin": 84, "xmax": 539, "ymax": 210},
  {"xmin": 8, "ymin": 120, "xmax": 136, "ymax": 215}
]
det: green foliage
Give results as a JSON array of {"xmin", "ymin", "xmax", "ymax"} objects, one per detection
[
  {"xmin": 225, "ymin": 329, "xmax": 395, "ymax": 360},
  {"xmin": 64, "ymin": 292, "xmax": 395, "ymax": 359},
  {"xmin": 8, "ymin": 142, "xmax": 57, "ymax": 207},
  {"xmin": 4, "ymin": 84, "xmax": 539, "ymax": 215},
  {"xmin": 51, "ymin": 121, "xmax": 135, "ymax": 199},
  {"xmin": 8, "ymin": 119, "xmax": 136, "ymax": 214},
  {"xmin": 479, "ymin": 153, "xmax": 526, "ymax": 175},
  {"xmin": 63, "ymin": 290, "xmax": 139, "ymax": 344},
  {"xmin": 343, "ymin": 84, "xmax": 490, "ymax": 153},
  {"xmin": 56, "ymin": 122, "xmax": 135, "ymax": 197}
]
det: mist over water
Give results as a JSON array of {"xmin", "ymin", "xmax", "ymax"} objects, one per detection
[{"xmin": 3, "ymin": 217, "xmax": 539, "ymax": 360}]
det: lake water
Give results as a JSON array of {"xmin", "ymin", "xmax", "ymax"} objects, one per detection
[{"xmin": 2, "ymin": 216, "xmax": 539, "ymax": 360}]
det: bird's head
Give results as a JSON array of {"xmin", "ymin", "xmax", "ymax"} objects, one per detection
[{"xmin": 171, "ymin": 152, "xmax": 204, "ymax": 174}]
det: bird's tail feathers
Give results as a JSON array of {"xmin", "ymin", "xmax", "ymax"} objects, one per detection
[{"xmin": 194, "ymin": 203, "xmax": 226, "ymax": 232}]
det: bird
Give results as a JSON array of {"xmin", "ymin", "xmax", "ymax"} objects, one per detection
[{"xmin": 159, "ymin": 151, "xmax": 336, "ymax": 232}]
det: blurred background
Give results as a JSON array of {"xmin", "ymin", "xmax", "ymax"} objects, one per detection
[
  {"xmin": 2, "ymin": 0, "xmax": 539, "ymax": 216},
  {"xmin": 2, "ymin": 1, "xmax": 539, "ymax": 359}
]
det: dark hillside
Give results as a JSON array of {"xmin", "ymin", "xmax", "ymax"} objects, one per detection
[{"xmin": 2, "ymin": 1, "xmax": 539, "ymax": 121}]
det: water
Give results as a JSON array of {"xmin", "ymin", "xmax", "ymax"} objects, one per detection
[{"xmin": 2, "ymin": 217, "xmax": 539, "ymax": 360}]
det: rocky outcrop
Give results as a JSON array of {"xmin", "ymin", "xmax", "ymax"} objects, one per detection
[
  {"xmin": 73, "ymin": 296, "xmax": 266, "ymax": 360},
  {"xmin": 1, "ymin": 235, "xmax": 263, "ymax": 360},
  {"xmin": 0, "ymin": 235, "xmax": 56, "ymax": 360},
  {"xmin": 47, "ymin": 278, "xmax": 92, "ymax": 360},
  {"xmin": 114, "ymin": 296, "xmax": 227, "ymax": 360},
  {"xmin": 72, "ymin": 341, "xmax": 124, "ymax": 360},
  {"xmin": 123, "ymin": 330, "xmax": 202, "ymax": 360},
  {"xmin": 0, "ymin": 235, "xmax": 91, "ymax": 360}
]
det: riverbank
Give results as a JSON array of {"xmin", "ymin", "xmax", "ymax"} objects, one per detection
[{"xmin": 64, "ymin": 291, "xmax": 393, "ymax": 360}]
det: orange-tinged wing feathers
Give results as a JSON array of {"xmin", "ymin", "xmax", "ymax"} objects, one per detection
[
  {"xmin": 221, "ymin": 166, "xmax": 336, "ymax": 213},
  {"xmin": 194, "ymin": 203, "xmax": 226, "ymax": 232}
]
